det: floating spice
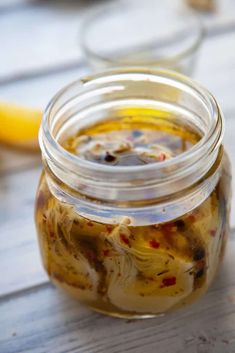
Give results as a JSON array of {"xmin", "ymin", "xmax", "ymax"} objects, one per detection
[
  {"xmin": 104, "ymin": 152, "xmax": 117, "ymax": 163},
  {"xmin": 103, "ymin": 249, "xmax": 110, "ymax": 257},
  {"xmin": 120, "ymin": 234, "xmax": 130, "ymax": 246},
  {"xmin": 63, "ymin": 117, "xmax": 197, "ymax": 167},
  {"xmin": 210, "ymin": 229, "xmax": 216, "ymax": 237},
  {"xmin": 149, "ymin": 239, "xmax": 160, "ymax": 249},
  {"xmin": 195, "ymin": 268, "xmax": 205, "ymax": 279},
  {"xmin": 159, "ymin": 152, "xmax": 166, "ymax": 161},
  {"xmin": 193, "ymin": 248, "xmax": 206, "ymax": 261},
  {"xmin": 161, "ymin": 277, "xmax": 177, "ymax": 288},
  {"xmin": 132, "ymin": 129, "xmax": 143, "ymax": 138}
]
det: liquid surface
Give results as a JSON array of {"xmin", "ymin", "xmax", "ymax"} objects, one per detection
[{"xmin": 63, "ymin": 115, "xmax": 200, "ymax": 166}]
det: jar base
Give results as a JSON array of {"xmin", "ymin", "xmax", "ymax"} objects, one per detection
[
  {"xmin": 51, "ymin": 277, "xmax": 166, "ymax": 319},
  {"xmin": 87, "ymin": 305, "xmax": 165, "ymax": 319}
]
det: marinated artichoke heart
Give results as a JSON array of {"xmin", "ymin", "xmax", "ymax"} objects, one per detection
[
  {"xmin": 104, "ymin": 223, "xmax": 194, "ymax": 313},
  {"xmin": 35, "ymin": 112, "xmax": 231, "ymax": 317}
]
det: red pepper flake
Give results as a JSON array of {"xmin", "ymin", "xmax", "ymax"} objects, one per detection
[
  {"xmin": 197, "ymin": 259, "xmax": 206, "ymax": 270},
  {"xmin": 159, "ymin": 152, "xmax": 166, "ymax": 161},
  {"xmin": 106, "ymin": 225, "xmax": 113, "ymax": 232},
  {"xmin": 87, "ymin": 221, "xmax": 94, "ymax": 227},
  {"xmin": 161, "ymin": 223, "xmax": 176, "ymax": 235},
  {"xmin": 49, "ymin": 231, "xmax": 55, "ymax": 239},
  {"xmin": 210, "ymin": 229, "xmax": 216, "ymax": 237},
  {"xmin": 149, "ymin": 239, "xmax": 160, "ymax": 249},
  {"xmin": 103, "ymin": 249, "xmax": 110, "ymax": 257},
  {"xmin": 188, "ymin": 214, "xmax": 196, "ymax": 223},
  {"xmin": 195, "ymin": 268, "xmax": 204, "ymax": 279},
  {"xmin": 85, "ymin": 250, "xmax": 97, "ymax": 262},
  {"xmin": 161, "ymin": 276, "xmax": 176, "ymax": 288},
  {"xmin": 36, "ymin": 190, "xmax": 46, "ymax": 209},
  {"xmin": 120, "ymin": 233, "xmax": 130, "ymax": 245}
]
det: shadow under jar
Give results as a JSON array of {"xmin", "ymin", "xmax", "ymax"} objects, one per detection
[{"xmin": 35, "ymin": 69, "xmax": 231, "ymax": 319}]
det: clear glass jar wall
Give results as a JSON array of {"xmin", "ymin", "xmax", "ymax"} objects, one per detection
[{"xmin": 35, "ymin": 69, "xmax": 231, "ymax": 318}]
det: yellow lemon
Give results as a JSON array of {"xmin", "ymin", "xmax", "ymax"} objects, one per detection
[{"xmin": 0, "ymin": 101, "xmax": 42, "ymax": 151}]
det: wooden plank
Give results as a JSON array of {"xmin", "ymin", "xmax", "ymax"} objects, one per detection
[
  {"xmin": 0, "ymin": 3, "xmax": 234, "ymax": 350},
  {"xmin": 1, "ymin": 235, "xmax": 235, "ymax": 353},
  {"xmin": 0, "ymin": 146, "xmax": 41, "ymax": 174},
  {"xmin": 0, "ymin": 219, "xmax": 48, "ymax": 298},
  {"xmin": 0, "ymin": 35, "xmax": 234, "ymax": 113},
  {"xmin": 0, "ymin": 167, "xmax": 48, "ymax": 297},
  {"xmin": 195, "ymin": 32, "xmax": 235, "ymax": 113},
  {"xmin": 195, "ymin": 33, "xmax": 235, "ymax": 221},
  {"xmin": 0, "ymin": 0, "xmax": 29, "ymax": 10},
  {"xmin": 201, "ymin": 0, "xmax": 235, "ymax": 35},
  {"xmin": 0, "ymin": 33, "xmax": 233, "ymax": 176},
  {"xmin": 1, "ymin": 32, "xmax": 235, "ymax": 112},
  {"xmin": 0, "ymin": 1, "xmax": 97, "ymax": 80},
  {"xmin": 223, "ymin": 114, "xmax": 235, "ymax": 229},
  {"xmin": 0, "ymin": 67, "xmax": 87, "ymax": 174},
  {"xmin": 0, "ymin": 66, "xmax": 87, "ymax": 109},
  {"xmin": 0, "ymin": 167, "xmax": 41, "ymax": 226},
  {"xmin": 0, "ymin": 0, "xmax": 235, "ymax": 83}
]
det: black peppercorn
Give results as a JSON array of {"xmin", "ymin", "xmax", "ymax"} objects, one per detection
[
  {"xmin": 195, "ymin": 268, "xmax": 205, "ymax": 278},
  {"xmin": 104, "ymin": 152, "xmax": 117, "ymax": 163},
  {"xmin": 175, "ymin": 219, "xmax": 185, "ymax": 230},
  {"xmin": 132, "ymin": 129, "xmax": 142, "ymax": 138},
  {"xmin": 193, "ymin": 248, "xmax": 206, "ymax": 261}
]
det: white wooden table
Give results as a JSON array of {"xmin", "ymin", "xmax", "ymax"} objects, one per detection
[{"xmin": 1, "ymin": 1, "xmax": 235, "ymax": 352}]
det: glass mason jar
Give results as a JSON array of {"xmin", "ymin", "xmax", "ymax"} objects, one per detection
[
  {"xmin": 81, "ymin": 2, "xmax": 204, "ymax": 75},
  {"xmin": 35, "ymin": 69, "xmax": 231, "ymax": 319}
]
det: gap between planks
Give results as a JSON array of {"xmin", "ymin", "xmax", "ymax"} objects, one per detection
[
  {"xmin": 0, "ymin": 60, "xmax": 87, "ymax": 87},
  {"xmin": 0, "ymin": 280, "xmax": 50, "ymax": 303},
  {"xmin": 0, "ymin": 0, "xmax": 31, "ymax": 13}
]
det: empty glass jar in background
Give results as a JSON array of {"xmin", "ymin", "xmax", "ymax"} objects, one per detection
[
  {"xmin": 35, "ymin": 69, "xmax": 231, "ymax": 318},
  {"xmin": 81, "ymin": 0, "xmax": 204, "ymax": 75}
]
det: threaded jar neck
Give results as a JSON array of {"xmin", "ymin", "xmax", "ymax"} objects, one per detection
[{"xmin": 39, "ymin": 69, "xmax": 224, "ymax": 225}]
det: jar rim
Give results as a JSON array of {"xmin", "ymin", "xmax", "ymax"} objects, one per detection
[{"xmin": 40, "ymin": 68, "xmax": 223, "ymax": 178}]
